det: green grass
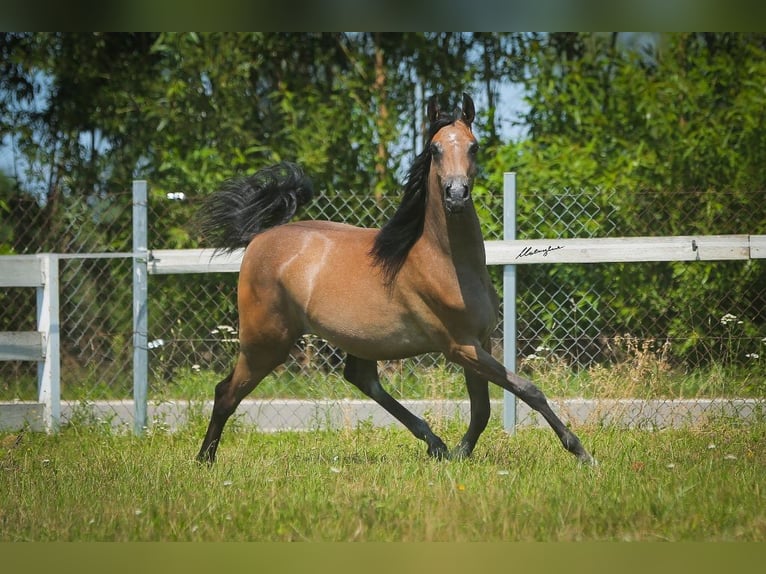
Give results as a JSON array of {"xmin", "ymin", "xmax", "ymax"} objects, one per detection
[{"xmin": 1, "ymin": 418, "xmax": 764, "ymax": 541}]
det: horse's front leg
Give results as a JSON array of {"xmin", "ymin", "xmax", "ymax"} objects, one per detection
[
  {"xmin": 449, "ymin": 343, "xmax": 595, "ymax": 465},
  {"xmin": 451, "ymin": 366, "xmax": 490, "ymax": 460}
]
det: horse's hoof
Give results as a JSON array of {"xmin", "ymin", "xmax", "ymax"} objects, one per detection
[
  {"xmin": 427, "ymin": 443, "xmax": 450, "ymax": 460},
  {"xmin": 195, "ymin": 452, "xmax": 216, "ymax": 466},
  {"xmin": 449, "ymin": 444, "xmax": 472, "ymax": 461},
  {"xmin": 578, "ymin": 452, "xmax": 598, "ymax": 466}
]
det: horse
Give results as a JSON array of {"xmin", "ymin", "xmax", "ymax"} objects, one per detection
[{"xmin": 195, "ymin": 93, "xmax": 594, "ymax": 465}]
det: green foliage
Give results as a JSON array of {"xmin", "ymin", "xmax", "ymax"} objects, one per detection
[
  {"xmin": 2, "ymin": 32, "xmax": 765, "ymax": 383},
  {"xmin": 482, "ymin": 33, "xmax": 766, "ymax": 368},
  {"xmin": 0, "ymin": 32, "xmax": 524, "ymax": 248}
]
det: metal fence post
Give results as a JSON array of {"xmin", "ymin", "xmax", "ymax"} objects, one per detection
[
  {"xmin": 37, "ymin": 253, "xmax": 60, "ymax": 432},
  {"xmin": 503, "ymin": 172, "xmax": 517, "ymax": 433},
  {"xmin": 133, "ymin": 180, "xmax": 149, "ymax": 435}
]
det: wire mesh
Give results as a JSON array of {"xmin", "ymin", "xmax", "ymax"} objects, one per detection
[
  {"xmin": 1, "ymin": 191, "xmax": 135, "ymax": 413},
  {"xmin": 2, "ymin": 180, "xmax": 764, "ymax": 431}
]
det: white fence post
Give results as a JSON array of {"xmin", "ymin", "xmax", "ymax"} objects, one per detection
[
  {"xmin": 503, "ymin": 172, "xmax": 517, "ymax": 433},
  {"xmin": 37, "ymin": 254, "xmax": 60, "ymax": 432},
  {"xmin": 133, "ymin": 180, "xmax": 149, "ymax": 435}
]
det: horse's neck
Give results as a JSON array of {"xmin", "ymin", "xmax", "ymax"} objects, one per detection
[{"xmin": 422, "ymin": 187, "xmax": 487, "ymax": 274}]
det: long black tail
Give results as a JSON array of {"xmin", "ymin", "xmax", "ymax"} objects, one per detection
[{"xmin": 197, "ymin": 162, "xmax": 314, "ymax": 252}]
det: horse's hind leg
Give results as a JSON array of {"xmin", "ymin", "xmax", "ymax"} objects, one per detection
[
  {"xmin": 196, "ymin": 369, "xmax": 237, "ymax": 464},
  {"xmin": 343, "ymin": 355, "xmax": 450, "ymax": 459},
  {"xmin": 196, "ymin": 343, "xmax": 289, "ymax": 464}
]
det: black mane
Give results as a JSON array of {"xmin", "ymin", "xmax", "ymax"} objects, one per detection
[{"xmin": 370, "ymin": 110, "xmax": 460, "ymax": 286}]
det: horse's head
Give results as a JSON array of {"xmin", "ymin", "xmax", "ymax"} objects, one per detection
[{"xmin": 427, "ymin": 93, "xmax": 478, "ymax": 215}]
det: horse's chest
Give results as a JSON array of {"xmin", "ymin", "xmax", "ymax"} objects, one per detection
[
  {"xmin": 464, "ymin": 290, "xmax": 499, "ymax": 333},
  {"xmin": 436, "ymin": 278, "xmax": 499, "ymax": 337}
]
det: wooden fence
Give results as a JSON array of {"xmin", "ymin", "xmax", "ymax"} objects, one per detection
[
  {"xmin": 145, "ymin": 234, "xmax": 765, "ymax": 274},
  {"xmin": 2, "ymin": 236, "xmax": 764, "ymax": 434},
  {"xmin": 140, "ymin": 233, "xmax": 766, "ymax": 433},
  {"xmin": 0, "ymin": 254, "xmax": 60, "ymax": 432}
]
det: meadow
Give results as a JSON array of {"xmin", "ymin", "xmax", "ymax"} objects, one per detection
[{"xmin": 1, "ymin": 414, "xmax": 764, "ymax": 542}]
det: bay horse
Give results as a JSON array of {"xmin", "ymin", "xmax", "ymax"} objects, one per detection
[{"xmin": 196, "ymin": 93, "xmax": 594, "ymax": 465}]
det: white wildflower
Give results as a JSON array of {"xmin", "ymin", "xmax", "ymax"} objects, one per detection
[{"xmin": 720, "ymin": 313, "xmax": 738, "ymax": 325}]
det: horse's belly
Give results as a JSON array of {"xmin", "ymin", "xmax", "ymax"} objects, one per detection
[
  {"xmin": 299, "ymin": 275, "xmax": 497, "ymax": 361},
  {"xmin": 307, "ymin": 314, "xmax": 442, "ymax": 361}
]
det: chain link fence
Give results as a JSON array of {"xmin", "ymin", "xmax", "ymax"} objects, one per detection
[
  {"xmin": 514, "ymin": 187, "xmax": 765, "ymax": 405},
  {"xmin": 142, "ymin": 182, "xmax": 766, "ymax": 430},
  {"xmin": 2, "ymin": 179, "xmax": 765, "ymax": 430},
  {"xmin": 1, "ymin": 190, "xmax": 135, "ymax": 413}
]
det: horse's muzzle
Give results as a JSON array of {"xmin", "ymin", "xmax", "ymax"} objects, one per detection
[{"xmin": 444, "ymin": 177, "xmax": 471, "ymax": 214}]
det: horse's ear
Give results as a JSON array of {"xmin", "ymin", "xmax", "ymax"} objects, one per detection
[
  {"xmin": 461, "ymin": 92, "xmax": 475, "ymax": 126},
  {"xmin": 427, "ymin": 94, "xmax": 441, "ymax": 124}
]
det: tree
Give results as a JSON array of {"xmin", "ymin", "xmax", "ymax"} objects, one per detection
[
  {"xmin": 476, "ymin": 32, "xmax": 766, "ymax": 367},
  {"xmin": 0, "ymin": 32, "xmax": 529, "ymax": 388}
]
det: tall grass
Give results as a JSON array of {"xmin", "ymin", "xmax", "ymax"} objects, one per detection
[
  {"xmin": 519, "ymin": 334, "xmax": 765, "ymax": 399},
  {"xmin": 1, "ymin": 417, "xmax": 764, "ymax": 541},
  {"xmin": 2, "ymin": 333, "xmax": 762, "ymax": 402}
]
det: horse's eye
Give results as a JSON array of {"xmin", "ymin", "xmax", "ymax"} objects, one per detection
[
  {"xmin": 468, "ymin": 142, "xmax": 479, "ymax": 156},
  {"xmin": 430, "ymin": 142, "xmax": 442, "ymax": 157}
]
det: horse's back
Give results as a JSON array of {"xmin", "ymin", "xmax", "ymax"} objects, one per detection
[
  {"xmin": 238, "ymin": 220, "xmax": 374, "ymax": 321},
  {"xmin": 242, "ymin": 219, "xmax": 373, "ymax": 267}
]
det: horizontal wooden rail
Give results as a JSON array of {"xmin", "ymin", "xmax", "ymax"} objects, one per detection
[
  {"xmin": 0, "ymin": 255, "xmax": 45, "ymax": 287},
  {"xmin": 0, "ymin": 331, "xmax": 44, "ymax": 361},
  {"xmin": 4, "ymin": 397, "xmax": 759, "ymax": 433},
  {"xmin": 485, "ymin": 234, "xmax": 754, "ymax": 265},
  {"xmin": 148, "ymin": 234, "xmax": 765, "ymax": 274},
  {"xmin": 149, "ymin": 248, "xmax": 243, "ymax": 274}
]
